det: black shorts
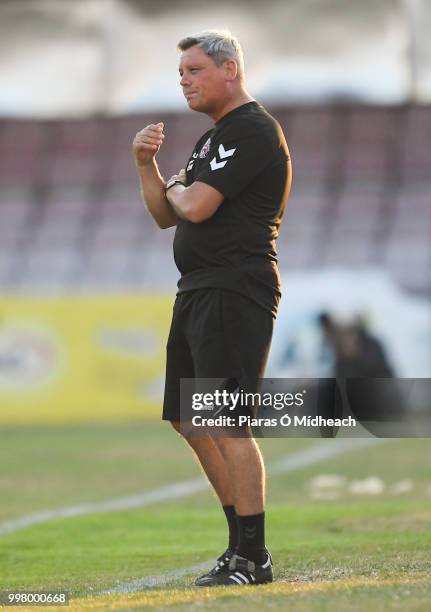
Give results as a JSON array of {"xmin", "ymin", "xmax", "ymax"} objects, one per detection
[{"xmin": 162, "ymin": 288, "xmax": 274, "ymax": 422}]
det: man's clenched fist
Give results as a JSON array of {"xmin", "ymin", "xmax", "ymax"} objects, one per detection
[{"xmin": 132, "ymin": 122, "xmax": 165, "ymax": 167}]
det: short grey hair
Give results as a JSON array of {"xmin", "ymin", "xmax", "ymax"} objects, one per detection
[{"xmin": 177, "ymin": 30, "xmax": 244, "ymax": 80}]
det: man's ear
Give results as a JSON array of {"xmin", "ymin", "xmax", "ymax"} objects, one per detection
[{"xmin": 224, "ymin": 59, "xmax": 238, "ymax": 81}]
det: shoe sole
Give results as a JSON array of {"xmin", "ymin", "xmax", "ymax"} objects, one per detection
[{"xmin": 195, "ymin": 576, "xmax": 273, "ymax": 587}]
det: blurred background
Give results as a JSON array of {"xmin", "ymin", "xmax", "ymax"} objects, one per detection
[{"xmin": 0, "ymin": 0, "xmax": 430, "ymax": 425}]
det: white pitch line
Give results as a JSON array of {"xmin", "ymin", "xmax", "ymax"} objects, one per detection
[
  {"xmin": 102, "ymin": 561, "xmax": 214, "ymax": 595},
  {"xmin": 0, "ymin": 479, "xmax": 207, "ymax": 537},
  {"xmin": 268, "ymin": 437, "xmax": 379, "ymax": 475},
  {"xmin": 0, "ymin": 437, "xmax": 382, "ymax": 541}
]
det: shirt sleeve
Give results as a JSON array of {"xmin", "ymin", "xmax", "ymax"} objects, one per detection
[{"xmin": 193, "ymin": 126, "xmax": 276, "ymax": 200}]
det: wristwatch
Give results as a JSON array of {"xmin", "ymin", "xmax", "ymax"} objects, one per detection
[{"xmin": 165, "ymin": 179, "xmax": 186, "ymax": 193}]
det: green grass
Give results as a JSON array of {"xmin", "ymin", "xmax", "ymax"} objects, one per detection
[
  {"xmin": 0, "ymin": 423, "xmax": 315, "ymax": 521},
  {"xmin": 1, "ymin": 501, "xmax": 430, "ymax": 595},
  {"xmin": 0, "ymin": 424, "xmax": 430, "ymax": 610}
]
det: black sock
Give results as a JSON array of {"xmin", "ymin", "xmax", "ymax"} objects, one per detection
[
  {"xmin": 222, "ymin": 505, "xmax": 238, "ymax": 552},
  {"xmin": 237, "ymin": 512, "xmax": 266, "ymax": 564}
]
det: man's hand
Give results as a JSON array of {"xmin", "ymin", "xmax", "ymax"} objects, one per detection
[
  {"xmin": 166, "ymin": 169, "xmax": 186, "ymax": 189},
  {"xmin": 133, "ymin": 122, "xmax": 165, "ymax": 167}
]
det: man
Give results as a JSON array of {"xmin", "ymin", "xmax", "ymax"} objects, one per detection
[{"xmin": 132, "ymin": 30, "xmax": 291, "ymax": 586}]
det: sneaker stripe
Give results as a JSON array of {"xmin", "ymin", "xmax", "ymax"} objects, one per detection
[
  {"xmin": 262, "ymin": 556, "xmax": 271, "ymax": 569},
  {"xmin": 235, "ymin": 571, "xmax": 250, "ymax": 584},
  {"xmin": 229, "ymin": 575, "xmax": 243, "ymax": 585}
]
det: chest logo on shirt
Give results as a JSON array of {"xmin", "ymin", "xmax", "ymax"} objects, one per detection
[
  {"xmin": 210, "ymin": 144, "xmax": 236, "ymax": 171},
  {"xmin": 199, "ymin": 138, "xmax": 211, "ymax": 159}
]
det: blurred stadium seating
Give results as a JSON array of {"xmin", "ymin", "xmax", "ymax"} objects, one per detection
[{"xmin": 0, "ymin": 105, "xmax": 429, "ymax": 295}]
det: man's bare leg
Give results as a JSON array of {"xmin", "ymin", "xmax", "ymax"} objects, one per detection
[
  {"xmin": 171, "ymin": 421, "xmax": 239, "ymax": 554},
  {"xmin": 171, "ymin": 421, "xmax": 233, "ymax": 505},
  {"xmin": 212, "ymin": 430, "xmax": 267, "ymax": 565},
  {"xmin": 213, "ymin": 433, "xmax": 265, "ymax": 515},
  {"xmin": 170, "ymin": 423, "xmax": 267, "ymax": 564}
]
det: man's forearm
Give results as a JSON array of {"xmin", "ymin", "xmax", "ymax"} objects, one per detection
[
  {"xmin": 137, "ymin": 160, "xmax": 178, "ymax": 229},
  {"xmin": 165, "ymin": 184, "xmax": 191, "ymax": 221},
  {"xmin": 166, "ymin": 181, "xmax": 223, "ymax": 224}
]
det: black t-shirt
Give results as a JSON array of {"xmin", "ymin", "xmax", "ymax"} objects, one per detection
[{"xmin": 173, "ymin": 101, "xmax": 291, "ymax": 317}]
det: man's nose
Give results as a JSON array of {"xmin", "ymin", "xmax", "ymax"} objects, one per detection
[{"xmin": 180, "ymin": 73, "xmax": 190, "ymax": 87}]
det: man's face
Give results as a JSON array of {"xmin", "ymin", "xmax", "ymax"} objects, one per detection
[{"xmin": 179, "ymin": 45, "xmax": 229, "ymax": 114}]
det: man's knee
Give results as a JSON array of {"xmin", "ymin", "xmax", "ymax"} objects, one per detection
[
  {"xmin": 170, "ymin": 421, "xmax": 182, "ymax": 434},
  {"xmin": 214, "ymin": 428, "xmax": 253, "ymax": 454},
  {"xmin": 169, "ymin": 420, "xmax": 196, "ymax": 443}
]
